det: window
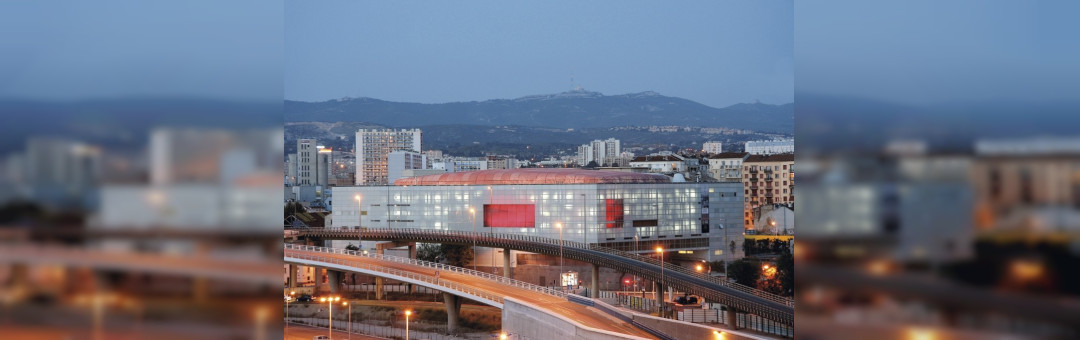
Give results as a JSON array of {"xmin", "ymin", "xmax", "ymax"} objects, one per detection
[
  {"xmin": 483, "ymin": 204, "xmax": 535, "ymax": 228},
  {"xmin": 605, "ymin": 199, "xmax": 624, "ymax": 228}
]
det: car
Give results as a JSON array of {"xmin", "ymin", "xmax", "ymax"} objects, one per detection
[
  {"xmin": 313, "ymin": 336, "xmax": 330, "ymax": 340},
  {"xmin": 296, "ymin": 294, "xmax": 313, "ymax": 302}
]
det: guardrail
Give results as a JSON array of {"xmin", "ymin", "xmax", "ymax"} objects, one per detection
[
  {"xmin": 289, "ymin": 227, "xmax": 794, "ymax": 325},
  {"xmin": 285, "ymin": 250, "xmax": 504, "ymax": 306},
  {"xmin": 285, "ymin": 244, "xmax": 566, "ymax": 299}
]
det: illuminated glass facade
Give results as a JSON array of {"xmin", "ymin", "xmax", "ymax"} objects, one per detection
[{"xmin": 331, "ymin": 181, "xmax": 746, "ymax": 261}]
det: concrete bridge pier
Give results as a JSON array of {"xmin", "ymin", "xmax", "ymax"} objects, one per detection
[
  {"xmin": 726, "ymin": 306, "xmax": 739, "ymax": 329},
  {"xmin": 503, "ymin": 248, "xmax": 511, "ymax": 278},
  {"xmin": 327, "ymin": 270, "xmax": 340, "ymax": 293},
  {"xmin": 443, "ymin": 292, "xmax": 461, "ymax": 334},
  {"xmin": 407, "ymin": 243, "xmax": 416, "ymax": 294},
  {"xmin": 590, "ymin": 263, "xmax": 600, "ymax": 298},
  {"xmin": 288, "ymin": 264, "xmax": 299, "ymax": 289}
]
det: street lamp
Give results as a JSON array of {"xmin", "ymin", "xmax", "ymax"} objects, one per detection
[
  {"xmin": 354, "ymin": 194, "xmax": 363, "ymax": 251},
  {"xmin": 404, "ymin": 310, "xmax": 412, "ymax": 340},
  {"xmin": 285, "ymin": 291, "xmax": 296, "ymax": 337},
  {"xmin": 656, "ymin": 246, "xmax": 664, "ymax": 317},
  {"xmin": 319, "ymin": 296, "xmax": 340, "ymax": 338},
  {"xmin": 469, "ymin": 207, "xmax": 476, "ymax": 271},
  {"xmin": 556, "ymin": 222, "xmax": 564, "ymax": 291},
  {"xmin": 633, "ymin": 235, "xmax": 640, "ymax": 291},
  {"xmin": 343, "ymin": 301, "xmax": 351, "ymax": 340}
]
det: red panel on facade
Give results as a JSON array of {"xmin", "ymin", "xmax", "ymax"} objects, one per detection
[
  {"xmin": 605, "ymin": 199, "xmax": 624, "ymax": 228},
  {"xmin": 483, "ymin": 204, "xmax": 535, "ymax": 228}
]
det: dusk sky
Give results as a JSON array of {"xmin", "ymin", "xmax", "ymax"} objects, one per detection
[
  {"xmin": 797, "ymin": 0, "xmax": 1080, "ymax": 106},
  {"xmin": 0, "ymin": 0, "xmax": 282, "ymax": 102},
  {"xmin": 286, "ymin": 1, "xmax": 794, "ymax": 108}
]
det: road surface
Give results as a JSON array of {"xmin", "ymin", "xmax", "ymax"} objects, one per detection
[
  {"xmin": 287, "ymin": 323, "xmax": 384, "ymax": 340},
  {"xmin": 289, "ymin": 248, "xmax": 656, "ymax": 339}
]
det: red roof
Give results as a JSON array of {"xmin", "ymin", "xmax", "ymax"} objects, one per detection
[{"xmin": 393, "ymin": 168, "xmax": 671, "ymax": 186}]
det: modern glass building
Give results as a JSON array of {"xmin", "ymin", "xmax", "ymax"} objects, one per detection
[{"xmin": 330, "ymin": 168, "xmax": 745, "ymax": 263}]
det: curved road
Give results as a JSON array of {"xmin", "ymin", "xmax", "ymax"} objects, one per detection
[
  {"xmin": 290, "ymin": 228, "xmax": 794, "ymax": 325},
  {"xmin": 286, "ymin": 246, "xmax": 656, "ymax": 339},
  {"xmin": 0, "ymin": 245, "xmax": 280, "ymax": 284}
]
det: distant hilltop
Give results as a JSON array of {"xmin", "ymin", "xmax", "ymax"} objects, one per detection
[{"xmin": 285, "ymin": 90, "xmax": 793, "ymax": 133}]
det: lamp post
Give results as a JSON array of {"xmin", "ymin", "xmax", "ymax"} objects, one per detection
[
  {"xmin": 656, "ymin": 246, "xmax": 664, "ymax": 317},
  {"xmin": 285, "ymin": 291, "xmax": 295, "ymax": 337},
  {"xmin": 634, "ymin": 235, "xmax": 639, "ymax": 291},
  {"xmin": 556, "ymin": 222, "xmax": 564, "ymax": 291},
  {"xmin": 319, "ymin": 296, "xmax": 340, "ymax": 338},
  {"xmin": 404, "ymin": 310, "xmax": 412, "ymax": 340},
  {"xmin": 343, "ymin": 301, "xmax": 351, "ymax": 340},
  {"xmin": 354, "ymin": 194, "xmax": 362, "ymax": 251},
  {"xmin": 469, "ymin": 207, "xmax": 476, "ymax": 271}
]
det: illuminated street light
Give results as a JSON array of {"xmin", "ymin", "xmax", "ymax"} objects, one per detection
[
  {"xmin": 656, "ymin": 246, "xmax": 664, "ymax": 317},
  {"xmin": 469, "ymin": 207, "xmax": 477, "ymax": 271},
  {"xmin": 319, "ymin": 296, "xmax": 340, "ymax": 338},
  {"xmin": 285, "ymin": 291, "xmax": 296, "ymax": 338},
  {"xmin": 404, "ymin": 310, "xmax": 413, "ymax": 340},
  {"xmin": 343, "ymin": 301, "xmax": 351, "ymax": 340}
]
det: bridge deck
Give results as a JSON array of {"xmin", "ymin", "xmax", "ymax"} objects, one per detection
[{"xmin": 287, "ymin": 247, "xmax": 656, "ymax": 339}]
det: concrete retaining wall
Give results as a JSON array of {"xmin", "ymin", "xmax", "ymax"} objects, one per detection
[
  {"xmin": 502, "ymin": 297, "xmax": 650, "ymax": 340},
  {"xmin": 631, "ymin": 313, "xmax": 774, "ymax": 340}
]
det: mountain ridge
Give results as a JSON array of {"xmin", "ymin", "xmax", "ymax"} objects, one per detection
[{"xmin": 285, "ymin": 90, "xmax": 793, "ymax": 133}]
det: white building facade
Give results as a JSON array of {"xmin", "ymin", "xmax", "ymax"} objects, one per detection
[
  {"xmin": 703, "ymin": 141, "xmax": 723, "ymax": 155},
  {"xmin": 330, "ymin": 169, "xmax": 745, "ymax": 263},
  {"xmin": 744, "ymin": 139, "xmax": 794, "ymax": 155},
  {"xmin": 355, "ymin": 129, "xmax": 422, "ymax": 185},
  {"xmin": 578, "ymin": 138, "xmax": 621, "ymax": 167}
]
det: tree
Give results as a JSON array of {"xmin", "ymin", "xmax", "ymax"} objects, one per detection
[
  {"xmin": 708, "ymin": 260, "xmax": 726, "ymax": 273},
  {"xmin": 284, "ymin": 201, "xmax": 306, "ymax": 218},
  {"xmin": 743, "ymin": 239, "xmax": 755, "ymax": 255},
  {"xmin": 727, "ymin": 258, "xmax": 760, "ymax": 287},
  {"xmin": 414, "ymin": 243, "xmax": 474, "ymax": 268},
  {"xmin": 345, "ymin": 243, "xmax": 360, "ymax": 251},
  {"xmin": 776, "ymin": 253, "xmax": 794, "ymax": 296},
  {"xmin": 416, "ymin": 243, "xmax": 441, "ymax": 263},
  {"xmin": 442, "ymin": 244, "xmax": 474, "ymax": 268},
  {"xmin": 585, "ymin": 161, "xmax": 600, "ymax": 168}
]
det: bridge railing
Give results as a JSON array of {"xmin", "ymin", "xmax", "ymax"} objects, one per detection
[
  {"xmin": 285, "ymin": 250, "xmax": 505, "ymax": 305},
  {"xmin": 292, "ymin": 228, "xmax": 793, "ymax": 308},
  {"xmin": 285, "ymin": 244, "xmax": 567, "ymax": 299}
]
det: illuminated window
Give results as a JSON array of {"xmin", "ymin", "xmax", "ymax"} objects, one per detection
[
  {"xmin": 483, "ymin": 204, "xmax": 536, "ymax": 228},
  {"xmin": 605, "ymin": 199, "xmax": 624, "ymax": 228}
]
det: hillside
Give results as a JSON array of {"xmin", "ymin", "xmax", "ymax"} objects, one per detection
[{"xmin": 285, "ymin": 90, "xmax": 793, "ymax": 133}]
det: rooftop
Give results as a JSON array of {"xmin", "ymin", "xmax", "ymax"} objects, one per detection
[
  {"xmin": 393, "ymin": 168, "xmax": 671, "ymax": 186},
  {"xmin": 745, "ymin": 153, "xmax": 795, "ymax": 163},
  {"xmin": 630, "ymin": 155, "xmax": 683, "ymax": 162},
  {"xmin": 709, "ymin": 152, "xmax": 749, "ymax": 159}
]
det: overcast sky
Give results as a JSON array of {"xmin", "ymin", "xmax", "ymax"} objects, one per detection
[
  {"xmin": 797, "ymin": 0, "xmax": 1080, "ymax": 106},
  {"xmin": 285, "ymin": 1, "xmax": 794, "ymax": 108}
]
